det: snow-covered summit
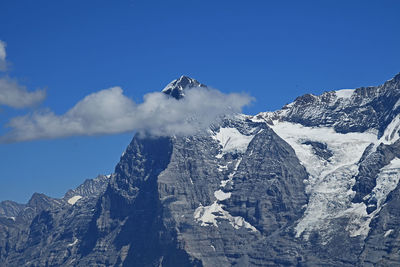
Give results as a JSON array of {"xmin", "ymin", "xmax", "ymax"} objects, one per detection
[
  {"xmin": 252, "ymin": 72, "xmax": 400, "ymax": 136},
  {"xmin": 162, "ymin": 75, "xmax": 205, "ymax": 99}
]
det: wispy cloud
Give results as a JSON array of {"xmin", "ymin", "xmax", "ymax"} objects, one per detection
[
  {"xmin": 1, "ymin": 86, "xmax": 253, "ymax": 142},
  {"xmin": 0, "ymin": 40, "xmax": 46, "ymax": 108},
  {"xmin": 0, "ymin": 77, "xmax": 46, "ymax": 108}
]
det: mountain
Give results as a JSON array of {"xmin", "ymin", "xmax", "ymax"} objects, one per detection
[
  {"xmin": 162, "ymin": 75, "xmax": 206, "ymax": 99},
  {"xmin": 1, "ymin": 74, "xmax": 400, "ymax": 266}
]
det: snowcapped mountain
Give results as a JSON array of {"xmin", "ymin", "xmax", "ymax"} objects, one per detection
[
  {"xmin": 1, "ymin": 74, "xmax": 400, "ymax": 266},
  {"xmin": 162, "ymin": 75, "xmax": 206, "ymax": 99}
]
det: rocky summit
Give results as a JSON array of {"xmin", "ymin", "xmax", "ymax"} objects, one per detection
[{"xmin": 1, "ymin": 74, "xmax": 400, "ymax": 266}]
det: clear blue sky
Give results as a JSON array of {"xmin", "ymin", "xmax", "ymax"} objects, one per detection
[{"xmin": 0, "ymin": 0, "xmax": 399, "ymax": 202}]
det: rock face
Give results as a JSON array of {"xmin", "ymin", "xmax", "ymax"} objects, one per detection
[
  {"xmin": 63, "ymin": 174, "xmax": 111, "ymax": 204},
  {"xmin": 1, "ymin": 74, "xmax": 400, "ymax": 266},
  {"xmin": 0, "ymin": 201, "xmax": 25, "ymax": 218}
]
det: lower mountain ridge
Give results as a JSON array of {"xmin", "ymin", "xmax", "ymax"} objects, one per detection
[{"xmin": 1, "ymin": 74, "xmax": 400, "ymax": 266}]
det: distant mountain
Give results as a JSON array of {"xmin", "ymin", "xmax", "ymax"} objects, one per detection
[{"xmin": 1, "ymin": 74, "xmax": 400, "ymax": 266}]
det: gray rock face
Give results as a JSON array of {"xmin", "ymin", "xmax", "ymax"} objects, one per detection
[
  {"xmin": 63, "ymin": 174, "xmax": 111, "ymax": 202},
  {"xmin": 1, "ymin": 74, "xmax": 400, "ymax": 266},
  {"xmin": 352, "ymin": 140, "xmax": 400, "ymax": 207},
  {"xmin": 360, "ymin": 183, "xmax": 400, "ymax": 266},
  {"xmin": 0, "ymin": 200, "xmax": 25, "ymax": 218},
  {"xmin": 224, "ymin": 125, "xmax": 308, "ymax": 236},
  {"xmin": 302, "ymin": 140, "xmax": 333, "ymax": 161}
]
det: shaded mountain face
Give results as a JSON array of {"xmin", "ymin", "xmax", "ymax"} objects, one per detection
[{"xmin": 1, "ymin": 74, "xmax": 400, "ymax": 266}]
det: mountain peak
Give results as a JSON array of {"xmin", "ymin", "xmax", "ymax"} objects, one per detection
[
  {"xmin": 390, "ymin": 72, "xmax": 400, "ymax": 82},
  {"xmin": 162, "ymin": 75, "xmax": 205, "ymax": 99},
  {"xmin": 27, "ymin": 193, "xmax": 50, "ymax": 206}
]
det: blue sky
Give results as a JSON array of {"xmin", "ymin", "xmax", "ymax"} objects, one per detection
[{"xmin": 0, "ymin": 0, "xmax": 399, "ymax": 202}]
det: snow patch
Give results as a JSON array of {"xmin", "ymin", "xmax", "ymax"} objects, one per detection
[
  {"xmin": 67, "ymin": 195, "xmax": 82, "ymax": 205},
  {"xmin": 212, "ymin": 128, "xmax": 254, "ymax": 157},
  {"xmin": 218, "ymin": 165, "xmax": 228, "ymax": 171},
  {"xmin": 194, "ymin": 202, "xmax": 223, "ymax": 227},
  {"xmin": 220, "ymin": 180, "xmax": 229, "ymax": 187},
  {"xmin": 372, "ymin": 158, "xmax": 400, "ymax": 207},
  {"xmin": 214, "ymin": 190, "xmax": 231, "ymax": 201},
  {"xmin": 335, "ymin": 89, "xmax": 354, "ymax": 99},
  {"xmin": 341, "ymin": 202, "xmax": 371, "ymax": 237},
  {"xmin": 393, "ymin": 99, "xmax": 400, "ymax": 111},
  {"xmin": 270, "ymin": 121, "xmax": 377, "ymax": 240},
  {"xmin": 380, "ymin": 114, "xmax": 400, "ymax": 144},
  {"xmin": 67, "ymin": 238, "xmax": 78, "ymax": 247},
  {"xmin": 271, "ymin": 121, "xmax": 376, "ymax": 178},
  {"xmin": 220, "ymin": 158, "xmax": 241, "ymax": 188},
  {"xmin": 384, "ymin": 229, "xmax": 394, "ymax": 237},
  {"xmin": 194, "ymin": 157, "xmax": 256, "ymax": 232},
  {"xmin": 194, "ymin": 201, "xmax": 257, "ymax": 231}
]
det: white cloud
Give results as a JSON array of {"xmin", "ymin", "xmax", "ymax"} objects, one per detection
[
  {"xmin": 0, "ymin": 77, "xmax": 46, "ymax": 108},
  {"xmin": 0, "ymin": 86, "xmax": 253, "ymax": 142},
  {"xmin": 0, "ymin": 40, "xmax": 6, "ymax": 71},
  {"xmin": 0, "ymin": 40, "xmax": 46, "ymax": 108}
]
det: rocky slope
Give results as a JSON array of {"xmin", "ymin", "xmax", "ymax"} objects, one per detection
[{"xmin": 1, "ymin": 74, "xmax": 400, "ymax": 266}]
